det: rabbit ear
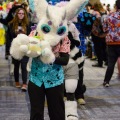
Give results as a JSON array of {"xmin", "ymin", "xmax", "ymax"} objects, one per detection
[
  {"xmin": 28, "ymin": 0, "xmax": 48, "ymax": 20},
  {"xmin": 65, "ymin": 0, "xmax": 89, "ymax": 21},
  {"xmin": 46, "ymin": 6, "xmax": 51, "ymax": 19}
]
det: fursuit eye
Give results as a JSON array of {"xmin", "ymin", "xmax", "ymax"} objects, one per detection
[
  {"xmin": 57, "ymin": 26, "xmax": 66, "ymax": 36},
  {"xmin": 41, "ymin": 24, "xmax": 51, "ymax": 33}
]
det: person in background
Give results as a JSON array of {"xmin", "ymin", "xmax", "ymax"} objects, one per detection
[
  {"xmin": 91, "ymin": 3, "xmax": 108, "ymax": 67},
  {"xmin": 106, "ymin": 4, "xmax": 111, "ymax": 14},
  {"xmin": 85, "ymin": 3, "xmax": 97, "ymax": 60},
  {"xmin": 0, "ymin": 1, "xmax": 24, "ymax": 26},
  {"xmin": 56, "ymin": 1, "xmax": 86, "ymax": 105},
  {"xmin": 103, "ymin": 0, "xmax": 120, "ymax": 87},
  {"xmin": 0, "ymin": 1, "xmax": 28, "ymax": 60},
  {"xmin": 103, "ymin": 3, "xmax": 106, "ymax": 11},
  {"xmin": 67, "ymin": 21, "xmax": 86, "ymax": 105},
  {"xmin": 86, "ymin": 2, "xmax": 93, "ymax": 14},
  {"xmin": 21, "ymin": 2, "xmax": 39, "ymax": 26},
  {"xmin": 6, "ymin": 7, "xmax": 31, "ymax": 91}
]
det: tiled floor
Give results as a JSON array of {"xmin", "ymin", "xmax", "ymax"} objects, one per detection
[{"xmin": 0, "ymin": 46, "xmax": 120, "ymax": 120}]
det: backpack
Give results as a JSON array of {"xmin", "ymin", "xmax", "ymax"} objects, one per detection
[
  {"xmin": 78, "ymin": 12, "xmax": 96, "ymax": 35},
  {"xmin": 92, "ymin": 14, "xmax": 107, "ymax": 38}
]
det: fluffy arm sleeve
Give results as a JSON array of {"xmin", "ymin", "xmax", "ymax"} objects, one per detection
[{"xmin": 68, "ymin": 31, "xmax": 80, "ymax": 47}]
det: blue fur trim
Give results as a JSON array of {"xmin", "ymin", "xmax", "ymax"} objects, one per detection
[
  {"xmin": 76, "ymin": 0, "xmax": 89, "ymax": 15},
  {"xmin": 28, "ymin": 0, "xmax": 35, "ymax": 12}
]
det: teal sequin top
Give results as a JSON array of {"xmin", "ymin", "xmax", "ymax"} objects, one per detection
[{"xmin": 29, "ymin": 58, "xmax": 64, "ymax": 88}]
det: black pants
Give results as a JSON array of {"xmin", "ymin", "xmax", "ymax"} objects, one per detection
[
  {"xmin": 75, "ymin": 69, "xmax": 86, "ymax": 99},
  {"xmin": 28, "ymin": 81, "xmax": 65, "ymax": 120},
  {"xmin": 92, "ymin": 34, "xmax": 107, "ymax": 66},
  {"xmin": 12, "ymin": 56, "xmax": 29, "ymax": 84},
  {"xmin": 104, "ymin": 45, "xmax": 120, "ymax": 83}
]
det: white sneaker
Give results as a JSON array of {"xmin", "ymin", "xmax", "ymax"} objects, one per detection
[
  {"xmin": 105, "ymin": 83, "xmax": 109, "ymax": 87},
  {"xmin": 103, "ymin": 82, "xmax": 109, "ymax": 87}
]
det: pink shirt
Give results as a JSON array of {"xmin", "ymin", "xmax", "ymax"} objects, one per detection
[{"xmin": 53, "ymin": 37, "xmax": 70, "ymax": 55}]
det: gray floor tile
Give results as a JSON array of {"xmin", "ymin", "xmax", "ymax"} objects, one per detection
[{"xmin": 1, "ymin": 46, "xmax": 120, "ymax": 120}]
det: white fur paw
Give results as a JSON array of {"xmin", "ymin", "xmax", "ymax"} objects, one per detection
[
  {"xmin": 40, "ymin": 53, "xmax": 55, "ymax": 64},
  {"xmin": 40, "ymin": 41, "xmax": 51, "ymax": 49},
  {"xmin": 42, "ymin": 48, "xmax": 52, "ymax": 56},
  {"xmin": 65, "ymin": 101, "xmax": 79, "ymax": 120}
]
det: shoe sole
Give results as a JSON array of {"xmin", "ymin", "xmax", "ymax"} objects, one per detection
[
  {"xmin": 77, "ymin": 99, "xmax": 86, "ymax": 105},
  {"xmin": 105, "ymin": 84, "xmax": 109, "ymax": 87},
  {"xmin": 21, "ymin": 87, "xmax": 27, "ymax": 92},
  {"xmin": 21, "ymin": 89, "xmax": 27, "ymax": 92},
  {"xmin": 79, "ymin": 102, "xmax": 86, "ymax": 105}
]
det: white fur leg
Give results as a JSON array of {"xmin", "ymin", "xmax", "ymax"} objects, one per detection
[
  {"xmin": 10, "ymin": 63, "xmax": 14, "ymax": 75},
  {"xmin": 65, "ymin": 101, "xmax": 79, "ymax": 120},
  {"xmin": 65, "ymin": 79, "xmax": 78, "ymax": 93}
]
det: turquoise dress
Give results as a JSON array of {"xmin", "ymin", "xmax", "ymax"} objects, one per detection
[{"xmin": 29, "ymin": 58, "xmax": 64, "ymax": 88}]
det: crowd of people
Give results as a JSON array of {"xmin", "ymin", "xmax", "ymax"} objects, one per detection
[
  {"xmin": 84, "ymin": 1, "xmax": 120, "ymax": 88},
  {"xmin": 0, "ymin": 0, "xmax": 120, "ymax": 119}
]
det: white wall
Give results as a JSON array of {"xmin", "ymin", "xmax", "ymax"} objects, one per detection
[{"xmin": 100, "ymin": 0, "xmax": 116, "ymax": 9}]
